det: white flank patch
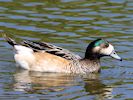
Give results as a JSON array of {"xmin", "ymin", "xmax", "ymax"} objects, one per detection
[
  {"xmin": 14, "ymin": 45, "xmax": 34, "ymax": 70},
  {"xmin": 14, "ymin": 45, "xmax": 33, "ymax": 54}
]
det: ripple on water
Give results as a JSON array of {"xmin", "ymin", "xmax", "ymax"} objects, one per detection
[{"xmin": 0, "ymin": 0, "xmax": 132, "ymax": 100}]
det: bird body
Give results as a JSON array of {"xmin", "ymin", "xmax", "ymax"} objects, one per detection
[{"xmin": 4, "ymin": 35, "xmax": 122, "ymax": 74}]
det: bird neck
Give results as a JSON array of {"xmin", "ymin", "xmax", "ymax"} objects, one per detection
[
  {"xmin": 85, "ymin": 51, "xmax": 100, "ymax": 60},
  {"xmin": 78, "ymin": 58, "xmax": 101, "ymax": 73}
]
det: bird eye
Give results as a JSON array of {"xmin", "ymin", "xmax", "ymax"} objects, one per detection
[{"xmin": 104, "ymin": 43, "xmax": 109, "ymax": 48}]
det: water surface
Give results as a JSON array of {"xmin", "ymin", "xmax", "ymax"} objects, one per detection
[{"xmin": 0, "ymin": 0, "xmax": 133, "ymax": 100}]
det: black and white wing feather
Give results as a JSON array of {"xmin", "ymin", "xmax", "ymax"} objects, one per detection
[{"xmin": 22, "ymin": 40, "xmax": 81, "ymax": 60}]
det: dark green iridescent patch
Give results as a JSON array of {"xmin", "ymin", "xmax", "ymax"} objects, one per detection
[{"xmin": 94, "ymin": 40, "xmax": 105, "ymax": 47}]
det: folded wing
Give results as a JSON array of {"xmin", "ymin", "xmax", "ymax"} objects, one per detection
[{"xmin": 22, "ymin": 40, "xmax": 81, "ymax": 60}]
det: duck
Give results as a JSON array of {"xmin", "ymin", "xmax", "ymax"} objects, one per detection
[{"xmin": 4, "ymin": 35, "xmax": 122, "ymax": 74}]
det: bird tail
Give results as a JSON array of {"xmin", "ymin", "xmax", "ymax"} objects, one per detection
[{"xmin": 3, "ymin": 34, "xmax": 17, "ymax": 46}]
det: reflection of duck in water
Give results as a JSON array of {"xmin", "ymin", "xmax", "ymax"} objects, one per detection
[
  {"xmin": 85, "ymin": 81, "xmax": 113, "ymax": 99},
  {"xmin": 84, "ymin": 74, "xmax": 113, "ymax": 100},
  {"xmin": 13, "ymin": 70, "xmax": 113, "ymax": 99},
  {"xmin": 13, "ymin": 69, "xmax": 78, "ymax": 91},
  {"xmin": 5, "ymin": 35, "xmax": 122, "ymax": 73}
]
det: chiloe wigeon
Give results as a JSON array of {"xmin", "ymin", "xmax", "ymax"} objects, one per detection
[{"xmin": 4, "ymin": 35, "xmax": 122, "ymax": 73}]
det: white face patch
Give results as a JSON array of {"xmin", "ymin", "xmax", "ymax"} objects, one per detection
[
  {"xmin": 93, "ymin": 46, "xmax": 100, "ymax": 53},
  {"xmin": 100, "ymin": 44, "xmax": 114, "ymax": 55}
]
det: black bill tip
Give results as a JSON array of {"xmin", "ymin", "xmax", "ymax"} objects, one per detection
[{"xmin": 120, "ymin": 59, "xmax": 122, "ymax": 61}]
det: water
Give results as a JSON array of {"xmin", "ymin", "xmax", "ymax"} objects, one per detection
[{"xmin": 0, "ymin": 0, "xmax": 133, "ymax": 100}]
